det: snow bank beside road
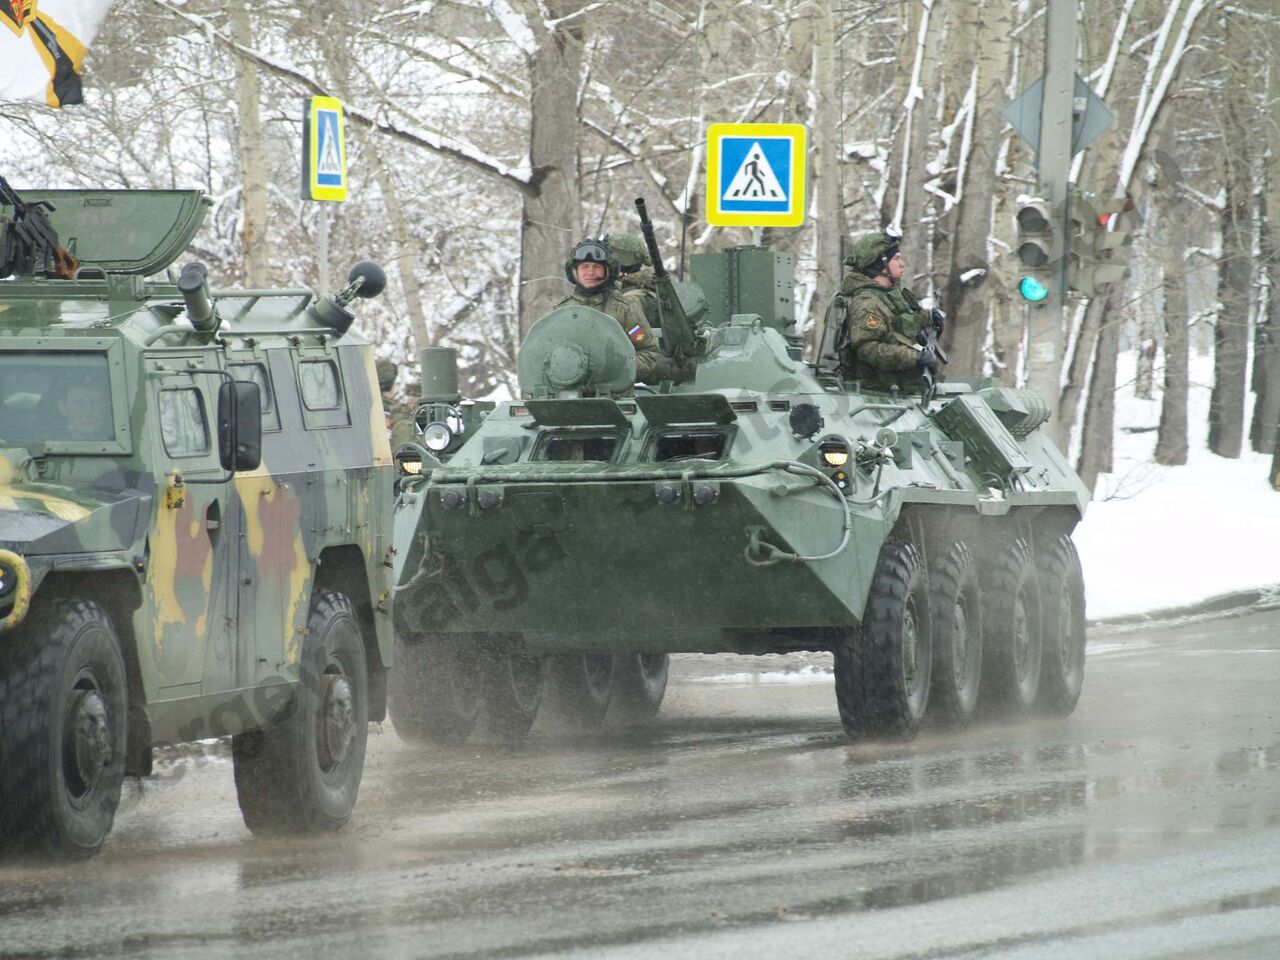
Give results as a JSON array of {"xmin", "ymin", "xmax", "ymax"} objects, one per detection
[{"xmin": 1074, "ymin": 351, "xmax": 1280, "ymax": 619}]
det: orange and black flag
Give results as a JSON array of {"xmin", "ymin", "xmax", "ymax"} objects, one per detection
[{"xmin": 0, "ymin": 0, "xmax": 114, "ymax": 107}]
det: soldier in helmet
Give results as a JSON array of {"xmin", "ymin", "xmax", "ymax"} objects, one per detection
[
  {"xmin": 376, "ymin": 357, "xmax": 417, "ymax": 447},
  {"xmin": 609, "ymin": 233, "xmax": 661, "ymax": 329},
  {"xmin": 838, "ymin": 230, "xmax": 945, "ymax": 392},
  {"xmin": 556, "ymin": 237, "xmax": 661, "ymax": 383}
]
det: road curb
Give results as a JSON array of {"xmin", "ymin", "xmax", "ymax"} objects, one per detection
[{"xmin": 1090, "ymin": 584, "xmax": 1280, "ymax": 629}]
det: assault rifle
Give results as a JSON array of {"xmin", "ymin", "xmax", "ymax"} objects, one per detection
[
  {"xmin": 917, "ymin": 320, "xmax": 949, "ymax": 393},
  {"xmin": 0, "ymin": 176, "xmax": 77, "ymax": 279}
]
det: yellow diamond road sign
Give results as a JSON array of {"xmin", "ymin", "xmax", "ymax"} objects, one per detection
[
  {"xmin": 303, "ymin": 96, "xmax": 347, "ymax": 202},
  {"xmin": 706, "ymin": 123, "xmax": 806, "ymax": 228}
]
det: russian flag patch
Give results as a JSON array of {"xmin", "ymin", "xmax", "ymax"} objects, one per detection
[{"xmin": 627, "ymin": 323, "xmax": 646, "ymax": 343}]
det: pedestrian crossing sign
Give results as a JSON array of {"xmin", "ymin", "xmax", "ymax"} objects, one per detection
[
  {"xmin": 302, "ymin": 96, "xmax": 347, "ymax": 202},
  {"xmin": 706, "ymin": 123, "xmax": 806, "ymax": 227}
]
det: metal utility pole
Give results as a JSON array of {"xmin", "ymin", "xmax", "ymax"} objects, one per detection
[{"xmin": 1025, "ymin": 0, "xmax": 1077, "ymax": 411}]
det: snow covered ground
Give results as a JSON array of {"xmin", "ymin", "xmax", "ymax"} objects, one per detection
[{"xmin": 1074, "ymin": 351, "xmax": 1280, "ymax": 619}]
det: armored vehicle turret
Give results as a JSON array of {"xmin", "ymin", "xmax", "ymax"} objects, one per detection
[
  {"xmin": 390, "ymin": 199, "xmax": 1088, "ymax": 745},
  {"xmin": 0, "ymin": 184, "xmax": 393, "ymax": 859}
]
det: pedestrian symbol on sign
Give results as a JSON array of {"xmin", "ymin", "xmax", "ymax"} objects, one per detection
[
  {"xmin": 317, "ymin": 112, "xmax": 342, "ymax": 180},
  {"xmin": 706, "ymin": 123, "xmax": 806, "ymax": 227},
  {"xmin": 724, "ymin": 142, "xmax": 785, "ymax": 200}
]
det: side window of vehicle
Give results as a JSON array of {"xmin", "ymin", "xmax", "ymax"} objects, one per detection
[
  {"xmin": 299, "ymin": 360, "xmax": 341, "ymax": 409},
  {"xmin": 229, "ymin": 361, "xmax": 281, "ymax": 432},
  {"xmin": 297, "ymin": 357, "xmax": 350, "ymax": 429},
  {"xmin": 159, "ymin": 387, "xmax": 210, "ymax": 458}
]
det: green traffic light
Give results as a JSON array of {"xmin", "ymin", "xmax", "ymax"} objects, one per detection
[{"xmin": 1019, "ymin": 276, "xmax": 1049, "ymax": 302}]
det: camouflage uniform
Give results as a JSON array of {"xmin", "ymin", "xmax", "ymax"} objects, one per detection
[
  {"xmin": 377, "ymin": 357, "xmax": 418, "ymax": 448},
  {"xmin": 839, "ymin": 233, "xmax": 935, "ymax": 393},
  {"xmin": 610, "ymin": 233, "xmax": 661, "ymax": 329},
  {"xmin": 558, "ymin": 238, "xmax": 661, "ymax": 383}
]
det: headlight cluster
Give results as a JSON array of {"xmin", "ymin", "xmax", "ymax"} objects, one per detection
[
  {"xmin": 818, "ymin": 438, "xmax": 851, "ymax": 491},
  {"xmin": 416, "ymin": 403, "xmax": 465, "ymax": 453}
]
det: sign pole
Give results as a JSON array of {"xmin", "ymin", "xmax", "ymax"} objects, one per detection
[
  {"xmin": 1025, "ymin": 0, "xmax": 1077, "ymax": 414},
  {"xmin": 319, "ymin": 205, "xmax": 330, "ymax": 296}
]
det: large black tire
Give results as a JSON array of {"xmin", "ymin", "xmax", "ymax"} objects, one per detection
[
  {"xmin": 979, "ymin": 536, "xmax": 1042, "ymax": 717},
  {"xmin": 1036, "ymin": 535, "xmax": 1086, "ymax": 716},
  {"xmin": 611, "ymin": 653, "xmax": 670, "ymax": 722},
  {"xmin": 545, "ymin": 654, "xmax": 615, "ymax": 727},
  {"xmin": 388, "ymin": 633, "xmax": 482, "ymax": 745},
  {"xmin": 928, "ymin": 540, "xmax": 983, "ymax": 729},
  {"xmin": 233, "ymin": 589, "xmax": 368, "ymax": 835},
  {"xmin": 480, "ymin": 642, "xmax": 544, "ymax": 741},
  {"xmin": 0, "ymin": 600, "xmax": 127, "ymax": 861},
  {"xmin": 835, "ymin": 540, "xmax": 931, "ymax": 740}
]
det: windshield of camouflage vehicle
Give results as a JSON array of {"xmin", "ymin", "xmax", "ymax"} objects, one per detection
[{"xmin": 0, "ymin": 352, "xmax": 115, "ymax": 444}]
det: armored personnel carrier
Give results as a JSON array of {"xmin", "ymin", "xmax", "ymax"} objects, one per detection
[
  {"xmin": 390, "ymin": 199, "xmax": 1088, "ymax": 745},
  {"xmin": 0, "ymin": 184, "xmax": 393, "ymax": 859}
]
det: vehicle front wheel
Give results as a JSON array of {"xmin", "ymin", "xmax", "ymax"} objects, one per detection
[
  {"xmin": 0, "ymin": 599, "xmax": 127, "ymax": 861},
  {"xmin": 1036, "ymin": 535, "xmax": 1086, "ymax": 716},
  {"xmin": 929, "ymin": 541, "xmax": 983, "ymax": 729},
  {"xmin": 545, "ymin": 654, "xmax": 615, "ymax": 727},
  {"xmin": 388, "ymin": 633, "xmax": 481, "ymax": 745},
  {"xmin": 610, "ymin": 653, "xmax": 669, "ymax": 722},
  {"xmin": 233, "ymin": 589, "xmax": 368, "ymax": 835},
  {"xmin": 980, "ymin": 536, "xmax": 1042, "ymax": 718},
  {"xmin": 835, "ymin": 540, "xmax": 931, "ymax": 741}
]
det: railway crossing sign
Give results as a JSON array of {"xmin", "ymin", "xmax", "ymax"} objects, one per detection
[
  {"xmin": 706, "ymin": 123, "xmax": 806, "ymax": 228},
  {"xmin": 301, "ymin": 96, "xmax": 348, "ymax": 202}
]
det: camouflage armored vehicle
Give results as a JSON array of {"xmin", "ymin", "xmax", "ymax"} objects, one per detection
[
  {"xmin": 0, "ymin": 185, "xmax": 394, "ymax": 859},
  {"xmin": 389, "ymin": 198, "xmax": 1088, "ymax": 745}
]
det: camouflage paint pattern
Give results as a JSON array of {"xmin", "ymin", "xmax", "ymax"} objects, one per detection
[{"xmin": 0, "ymin": 189, "xmax": 394, "ymax": 748}]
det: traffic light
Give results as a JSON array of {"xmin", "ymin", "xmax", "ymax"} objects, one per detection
[
  {"xmin": 1014, "ymin": 197, "xmax": 1060, "ymax": 304},
  {"xmin": 1067, "ymin": 194, "xmax": 1133, "ymax": 297}
]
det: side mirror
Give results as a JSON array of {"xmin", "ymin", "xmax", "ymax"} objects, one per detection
[{"xmin": 217, "ymin": 380, "xmax": 262, "ymax": 472}]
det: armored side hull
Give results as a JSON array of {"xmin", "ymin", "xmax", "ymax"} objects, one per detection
[{"xmin": 393, "ymin": 377, "xmax": 1086, "ymax": 655}]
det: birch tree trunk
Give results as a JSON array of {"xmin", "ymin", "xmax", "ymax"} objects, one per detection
[
  {"xmin": 941, "ymin": 0, "xmax": 1013, "ymax": 375},
  {"xmin": 812, "ymin": 0, "xmax": 845, "ymax": 330},
  {"xmin": 517, "ymin": 3, "xmax": 586, "ymax": 339},
  {"xmin": 1154, "ymin": 118, "xmax": 1190, "ymax": 465},
  {"xmin": 1250, "ymin": 58, "xmax": 1280, "ymax": 458},
  {"xmin": 1209, "ymin": 21, "xmax": 1253, "ymax": 459},
  {"xmin": 1078, "ymin": 295, "xmax": 1120, "ymax": 492},
  {"xmin": 372, "ymin": 157, "xmax": 431, "ymax": 351},
  {"xmin": 227, "ymin": 0, "xmax": 269, "ymax": 287},
  {"xmin": 896, "ymin": 0, "xmax": 941, "ymax": 285}
]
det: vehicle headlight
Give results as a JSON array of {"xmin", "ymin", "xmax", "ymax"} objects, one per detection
[
  {"xmin": 422, "ymin": 421, "xmax": 454, "ymax": 452},
  {"xmin": 820, "ymin": 440, "xmax": 850, "ymax": 468}
]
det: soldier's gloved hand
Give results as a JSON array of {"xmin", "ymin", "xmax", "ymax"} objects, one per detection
[
  {"xmin": 917, "ymin": 343, "xmax": 939, "ymax": 371},
  {"xmin": 930, "ymin": 306, "xmax": 946, "ymax": 336}
]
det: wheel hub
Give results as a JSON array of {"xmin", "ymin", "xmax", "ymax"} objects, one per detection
[
  {"xmin": 318, "ymin": 674, "xmax": 355, "ymax": 769},
  {"xmin": 1013, "ymin": 593, "xmax": 1030, "ymax": 675},
  {"xmin": 902, "ymin": 606, "xmax": 919, "ymax": 686},
  {"xmin": 952, "ymin": 603, "xmax": 969, "ymax": 684},
  {"xmin": 67, "ymin": 689, "xmax": 111, "ymax": 794}
]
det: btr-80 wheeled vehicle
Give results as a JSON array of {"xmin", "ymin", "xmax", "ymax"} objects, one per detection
[
  {"xmin": 389, "ymin": 199, "xmax": 1089, "ymax": 745},
  {"xmin": 0, "ymin": 185, "xmax": 393, "ymax": 859}
]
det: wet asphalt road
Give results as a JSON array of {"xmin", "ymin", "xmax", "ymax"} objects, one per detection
[{"xmin": 2, "ymin": 609, "xmax": 1279, "ymax": 960}]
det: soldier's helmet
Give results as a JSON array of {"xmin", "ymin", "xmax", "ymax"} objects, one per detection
[
  {"xmin": 845, "ymin": 229, "xmax": 902, "ymax": 275},
  {"xmin": 607, "ymin": 233, "xmax": 651, "ymax": 274},
  {"xmin": 564, "ymin": 237, "xmax": 618, "ymax": 286},
  {"xmin": 375, "ymin": 358, "xmax": 398, "ymax": 392}
]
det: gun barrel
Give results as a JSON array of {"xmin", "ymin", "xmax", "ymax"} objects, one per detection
[{"xmin": 635, "ymin": 198, "xmax": 668, "ymax": 281}]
